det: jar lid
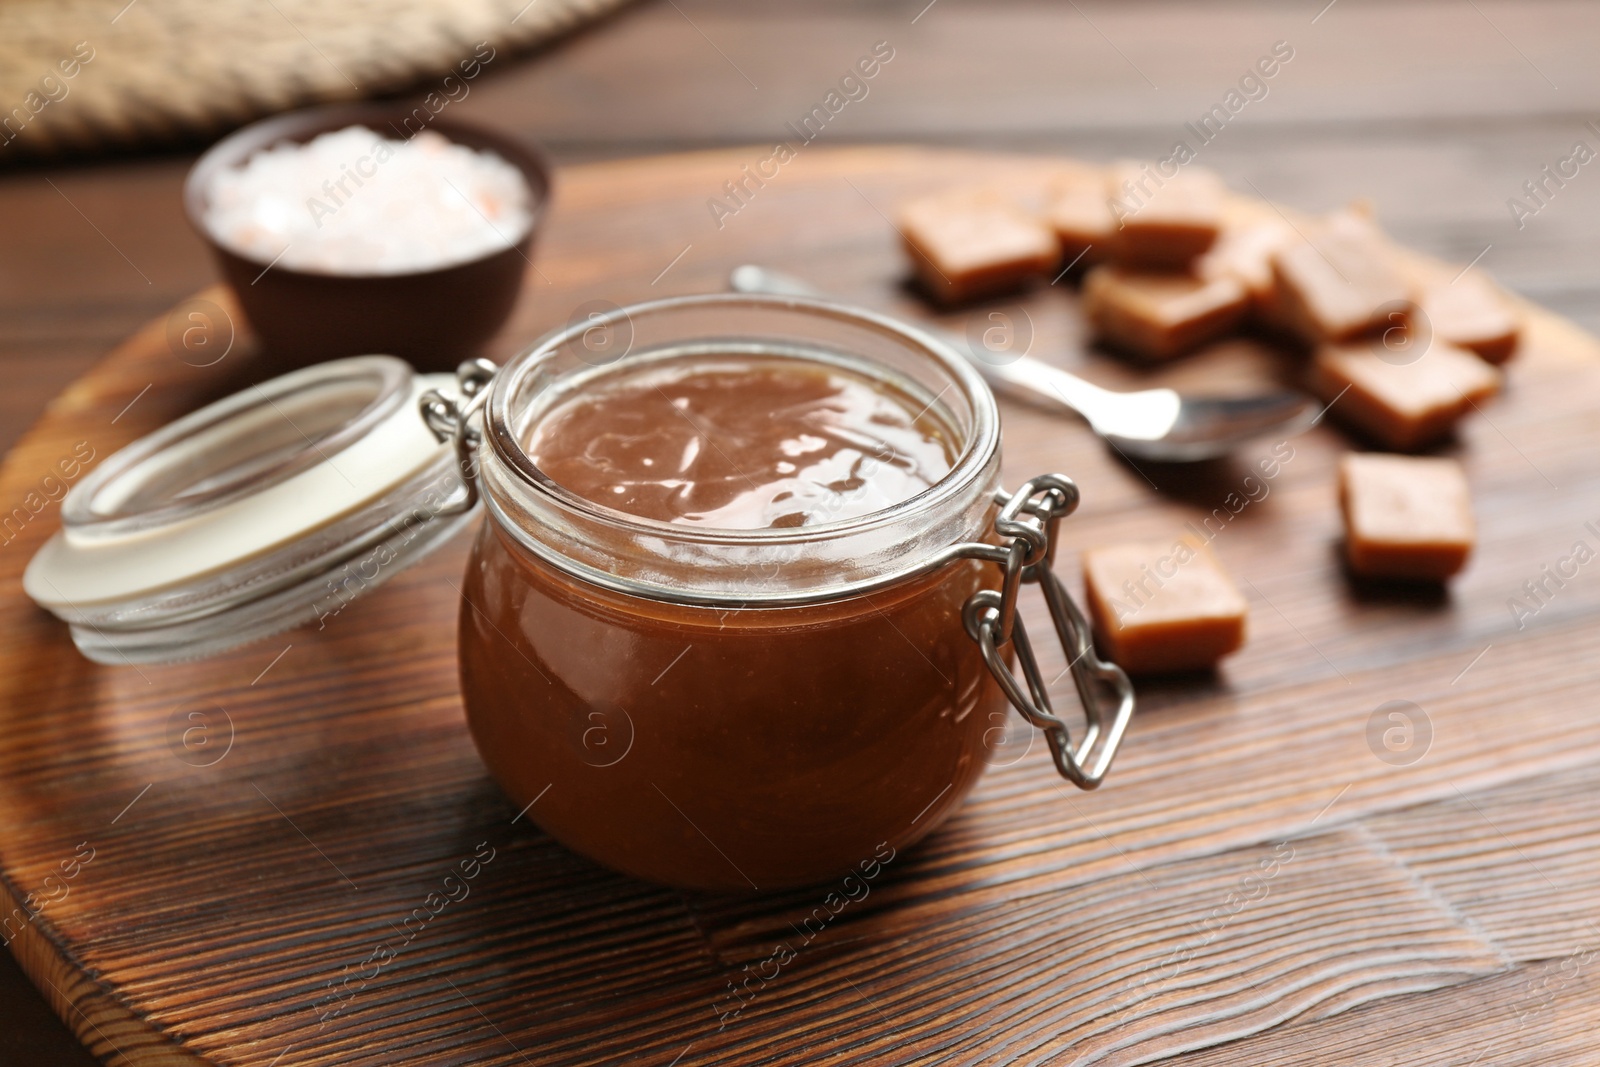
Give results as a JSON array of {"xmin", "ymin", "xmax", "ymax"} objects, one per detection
[{"xmin": 24, "ymin": 355, "xmax": 474, "ymax": 664}]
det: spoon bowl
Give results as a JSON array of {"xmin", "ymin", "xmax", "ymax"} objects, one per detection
[{"xmin": 1101, "ymin": 390, "xmax": 1318, "ymax": 463}]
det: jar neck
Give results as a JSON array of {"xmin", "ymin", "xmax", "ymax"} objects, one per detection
[{"xmin": 478, "ymin": 294, "xmax": 1002, "ymax": 607}]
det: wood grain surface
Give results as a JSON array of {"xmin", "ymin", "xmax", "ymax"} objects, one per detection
[{"xmin": 2, "ymin": 143, "xmax": 1599, "ymax": 1065}]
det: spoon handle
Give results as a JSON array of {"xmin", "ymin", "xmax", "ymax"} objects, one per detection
[{"xmin": 728, "ymin": 265, "xmax": 1111, "ymax": 424}]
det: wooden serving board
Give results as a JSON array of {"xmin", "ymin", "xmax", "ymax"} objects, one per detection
[{"xmin": 5, "ymin": 147, "xmax": 1600, "ymax": 1067}]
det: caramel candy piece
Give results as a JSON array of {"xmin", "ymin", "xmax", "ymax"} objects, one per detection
[
  {"xmin": 1082, "ymin": 541, "xmax": 1248, "ymax": 674},
  {"xmin": 1197, "ymin": 204, "xmax": 1296, "ymax": 315},
  {"xmin": 1310, "ymin": 341, "xmax": 1501, "ymax": 451},
  {"xmin": 1108, "ymin": 163, "xmax": 1223, "ymax": 269},
  {"xmin": 1271, "ymin": 219, "xmax": 1413, "ymax": 343},
  {"xmin": 1340, "ymin": 453, "xmax": 1474, "ymax": 581},
  {"xmin": 899, "ymin": 189, "xmax": 1059, "ymax": 305},
  {"xmin": 1082, "ymin": 266, "xmax": 1249, "ymax": 361},
  {"xmin": 1417, "ymin": 273, "xmax": 1521, "ymax": 364},
  {"xmin": 1046, "ymin": 169, "xmax": 1114, "ymax": 269}
]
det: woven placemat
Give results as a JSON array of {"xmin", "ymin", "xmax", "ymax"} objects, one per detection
[{"xmin": 0, "ymin": 0, "xmax": 632, "ymax": 160}]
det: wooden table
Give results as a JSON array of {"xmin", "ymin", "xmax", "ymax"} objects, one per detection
[{"xmin": 5, "ymin": 2, "xmax": 1600, "ymax": 1063}]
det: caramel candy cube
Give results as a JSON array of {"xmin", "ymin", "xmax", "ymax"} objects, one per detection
[
  {"xmin": 1197, "ymin": 207, "xmax": 1296, "ymax": 315},
  {"xmin": 1047, "ymin": 170, "xmax": 1115, "ymax": 269},
  {"xmin": 1310, "ymin": 341, "xmax": 1501, "ymax": 451},
  {"xmin": 1083, "ymin": 541, "xmax": 1248, "ymax": 674},
  {"xmin": 1340, "ymin": 454, "xmax": 1474, "ymax": 581},
  {"xmin": 1108, "ymin": 164, "xmax": 1224, "ymax": 269},
  {"xmin": 1417, "ymin": 273, "xmax": 1521, "ymax": 364},
  {"xmin": 1271, "ymin": 223, "xmax": 1413, "ymax": 344},
  {"xmin": 1083, "ymin": 266, "xmax": 1249, "ymax": 361},
  {"xmin": 899, "ymin": 189, "xmax": 1059, "ymax": 305}
]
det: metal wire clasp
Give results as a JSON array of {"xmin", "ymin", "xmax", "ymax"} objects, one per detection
[
  {"xmin": 419, "ymin": 358, "xmax": 499, "ymax": 516},
  {"xmin": 956, "ymin": 475, "xmax": 1135, "ymax": 790}
]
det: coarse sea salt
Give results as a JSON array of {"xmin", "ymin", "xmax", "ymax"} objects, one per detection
[{"xmin": 202, "ymin": 126, "xmax": 535, "ymax": 275}]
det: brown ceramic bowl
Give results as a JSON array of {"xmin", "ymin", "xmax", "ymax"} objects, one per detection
[{"xmin": 184, "ymin": 103, "xmax": 551, "ymax": 373}]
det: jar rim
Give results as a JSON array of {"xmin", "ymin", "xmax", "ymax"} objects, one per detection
[{"xmin": 483, "ymin": 293, "xmax": 1001, "ymax": 549}]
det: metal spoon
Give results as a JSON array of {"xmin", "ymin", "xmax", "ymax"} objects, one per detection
[{"xmin": 729, "ymin": 265, "xmax": 1318, "ymax": 463}]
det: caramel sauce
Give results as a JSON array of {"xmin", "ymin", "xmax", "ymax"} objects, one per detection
[
  {"xmin": 458, "ymin": 351, "xmax": 1005, "ymax": 890},
  {"xmin": 524, "ymin": 356, "xmax": 953, "ymax": 529}
]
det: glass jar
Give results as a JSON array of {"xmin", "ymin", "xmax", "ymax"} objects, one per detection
[{"xmin": 437, "ymin": 295, "xmax": 1132, "ymax": 891}]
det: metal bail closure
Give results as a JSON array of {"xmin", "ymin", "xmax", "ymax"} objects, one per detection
[
  {"xmin": 419, "ymin": 357, "xmax": 499, "ymax": 513},
  {"xmin": 958, "ymin": 475, "xmax": 1135, "ymax": 789}
]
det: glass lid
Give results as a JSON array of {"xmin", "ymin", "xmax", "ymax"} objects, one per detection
[{"xmin": 24, "ymin": 355, "xmax": 475, "ymax": 665}]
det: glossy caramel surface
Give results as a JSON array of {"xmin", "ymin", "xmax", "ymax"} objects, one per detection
[{"xmin": 525, "ymin": 356, "xmax": 954, "ymax": 529}]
